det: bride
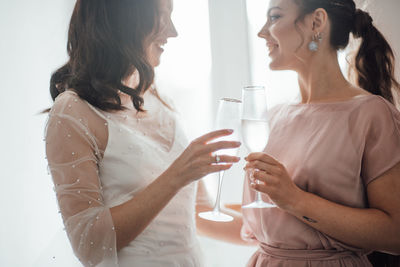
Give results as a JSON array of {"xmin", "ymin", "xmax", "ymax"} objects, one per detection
[{"xmin": 44, "ymin": 0, "xmax": 250, "ymax": 266}]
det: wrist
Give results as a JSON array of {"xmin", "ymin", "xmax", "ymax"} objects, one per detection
[
  {"xmin": 159, "ymin": 168, "xmax": 185, "ymax": 193},
  {"xmin": 284, "ymin": 187, "xmax": 307, "ymax": 215}
]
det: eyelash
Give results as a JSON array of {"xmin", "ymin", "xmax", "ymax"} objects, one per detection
[{"xmin": 269, "ymin": 15, "xmax": 281, "ymax": 22}]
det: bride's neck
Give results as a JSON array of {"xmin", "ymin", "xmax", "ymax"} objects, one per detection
[{"xmin": 123, "ymin": 71, "xmax": 140, "ymax": 90}]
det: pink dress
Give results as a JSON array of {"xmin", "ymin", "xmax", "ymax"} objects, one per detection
[{"xmin": 242, "ymin": 95, "xmax": 400, "ymax": 267}]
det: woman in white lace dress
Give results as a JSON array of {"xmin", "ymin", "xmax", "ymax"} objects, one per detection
[{"xmin": 45, "ymin": 0, "xmax": 247, "ymax": 266}]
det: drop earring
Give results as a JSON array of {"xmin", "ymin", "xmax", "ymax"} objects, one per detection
[{"xmin": 308, "ymin": 32, "xmax": 322, "ymax": 52}]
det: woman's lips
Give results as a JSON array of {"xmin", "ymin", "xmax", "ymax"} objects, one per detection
[
  {"xmin": 267, "ymin": 43, "xmax": 278, "ymax": 55},
  {"xmin": 155, "ymin": 41, "xmax": 166, "ymax": 53}
]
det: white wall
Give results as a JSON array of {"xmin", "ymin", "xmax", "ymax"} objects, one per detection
[{"xmin": 0, "ymin": 1, "xmax": 75, "ymax": 266}]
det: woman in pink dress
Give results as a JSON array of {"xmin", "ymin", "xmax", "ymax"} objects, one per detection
[{"xmin": 241, "ymin": 0, "xmax": 400, "ymax": 266}]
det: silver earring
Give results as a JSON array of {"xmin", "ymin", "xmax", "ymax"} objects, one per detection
[{"xmin": 308, "ymin": 32, "xmax": 322, "ymax": 52}]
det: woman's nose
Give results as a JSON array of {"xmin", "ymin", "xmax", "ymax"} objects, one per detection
[
  {"xmin": 258, "ymin": 22, "xmax": 269, "ymax": 39},
  {"xmin": 168, "ymin": 21, "xmax": 178, "ymax": 38}
]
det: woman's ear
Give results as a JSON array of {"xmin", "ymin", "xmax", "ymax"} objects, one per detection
[{"xmin": 311, "ymin": 8, "xmax": 328, "ymax": 33}]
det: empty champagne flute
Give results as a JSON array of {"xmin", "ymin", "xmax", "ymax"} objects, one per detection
[
  {"xmin": 198, "ymin": 98, "xmax": 242, "ymax": 222},
  {"xmin": 241, "ymin": 86, "xmax": 276, "ymax": 209}
]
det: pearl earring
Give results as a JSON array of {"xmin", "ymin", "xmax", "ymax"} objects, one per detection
[{"xmin": 308, "ymin": 32, "xmax": 323, "ymax": 52}]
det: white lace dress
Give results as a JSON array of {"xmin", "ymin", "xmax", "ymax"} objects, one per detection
[{"xmin": 45, "ymin": 89, "xmax": 205, "ymax": 267}]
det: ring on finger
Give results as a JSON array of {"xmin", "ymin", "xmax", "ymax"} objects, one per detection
[{"xmin": 215, "ymin": 155, "xmax": 221, "ymax": 163}]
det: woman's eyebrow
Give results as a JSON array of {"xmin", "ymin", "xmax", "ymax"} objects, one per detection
[{"xmin": 267, "ymin": 6, "xmax": 283, "ymax": 17}]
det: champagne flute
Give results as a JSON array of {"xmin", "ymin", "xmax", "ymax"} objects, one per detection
[
  {"xmin": 198, "ymin": 98, "xmax": 242, "ymax": 222},
  {"xmin": 241, "ymin": 86, "xmax": 276, "ymax": 209}
]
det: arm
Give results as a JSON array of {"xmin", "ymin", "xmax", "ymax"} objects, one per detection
[
  {"xmin": 246, "ymin": 153, "xmax": 400, "ymax": 254},
  {"xmin": 46, "ymin": 94, "xmax": 241, "ymax": 266},
  {"xmin": 195, "ymin": 180, "xmax": 257, "ymax": 246},
  {"xmin": 111, "ymin": 131, "xmax": 241, "ymax": 249}
]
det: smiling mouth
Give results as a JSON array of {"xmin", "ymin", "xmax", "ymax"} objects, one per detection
[
  {"xmin": 267, "ymin": 43, "xmax": 279, "ymax": 53},
  {"xmin": 155, "ymin": 41, "xmax": 167, "ymax": 51}
]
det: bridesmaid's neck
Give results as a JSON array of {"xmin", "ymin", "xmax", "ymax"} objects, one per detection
[{"xmin": 296, "ymin": 50, "xmax": 365, "ymax": 104}]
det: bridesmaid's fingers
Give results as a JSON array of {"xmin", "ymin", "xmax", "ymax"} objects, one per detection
[
  {"xmin": 245, "ymin": 161, "xmax": 281, "ymax": 174},
  {"xmin": 253, "ymin": 171, "xmax": 276, "ymax": 185},
  {"xmin": 245, "ymin": 152, "xmax": 280, "ymax": 166},
  {"xmin": 244, "ymin": 160, "xmax": 268, "ymax": 171},
  {"xmin": 250, "ymin": 182, "xmax": 270, "ymax": 194}
]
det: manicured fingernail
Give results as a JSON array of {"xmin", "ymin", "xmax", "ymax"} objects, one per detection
[
  {"xmin": 227, "ymin": 129, "xmax": 234, "ymax": 133},
  {"xmin": 250, "ymin": 182, "xmax": 256, "ymax": 187},
  {"xmin": 236, "ymin": 142, "xmax": 241, "ymax": 145}
]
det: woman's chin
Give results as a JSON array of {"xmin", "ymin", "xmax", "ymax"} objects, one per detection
[
  {"xmin": 269, "ymin": 61, "xmax": 282, "ymax": 70},
  {"xmin": 149, "ymin": 58, "xmax": 161, "ymax": 68}
]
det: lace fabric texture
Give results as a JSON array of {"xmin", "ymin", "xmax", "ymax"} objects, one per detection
[
  {"xmin": 46, "ymin": 92, "xmax": 117, "ymax": 266},
  {"xmin": 45, "ymin": 90, "xmax": 207, "ymax": 267}
]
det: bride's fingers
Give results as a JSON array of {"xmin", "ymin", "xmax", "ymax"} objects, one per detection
[
  {"xmin": 200, "ymin": 141, "xmax": 241, "ymax": 155},
  {"xmin": 206, "ymin": 155, "xmax": 240, "ymax": 164},
  {"xmin": 205, "ymin": 163, "xmax": 233, "ymax": 174},
  {"xmin": 190, "ymin": 154, "xmax": 239, "ymax": 169},
  {"xmin": 194, "ymin": 129, "xmax": 234, "ymax": 144}
]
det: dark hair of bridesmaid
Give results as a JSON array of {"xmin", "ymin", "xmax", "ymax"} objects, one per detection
[
  {"xmin": 292, "ymin": 0, "xmax": 400, "ymax": 105},
  {"xmin": 49, "ymin": 0, "xmax": 160, "ymax": 112}
]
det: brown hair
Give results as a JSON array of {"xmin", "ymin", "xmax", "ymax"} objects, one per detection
[
  {"xmin": 49, "ymin": 0, "xmax": 161, "ymax": 112},
  {"xmin": 293, "ymin": 0, "xmax": 400, "ymax": 105}
]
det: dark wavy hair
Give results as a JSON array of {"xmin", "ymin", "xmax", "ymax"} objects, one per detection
[
  {"xmin": 49, "ymin": 0, "xmax": 161, "ymax": 112},
  {"xmin": 293, "ymin": 0, "xmax": 400, "ymax": 105}
]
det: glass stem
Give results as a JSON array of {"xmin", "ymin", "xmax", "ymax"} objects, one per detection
[
  {"xmin": 251, "ymin": 169, "xmax": 263, "ymax": 203},
  {"xmin": 255, "ymin": 192, "xmax": 263, "ymax": 203},
  {"xmin": 213, "ymin": 171, "xmax": 225, "ymax": 213}
]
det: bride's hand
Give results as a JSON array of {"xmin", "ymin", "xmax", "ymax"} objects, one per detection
[
  {"xmin": 166, "ymin": 129, "xmax": 241, "ymax": 187},
  {"xmin": 244, "ymin": 152, "xmax": 304, "ymax": 210}
]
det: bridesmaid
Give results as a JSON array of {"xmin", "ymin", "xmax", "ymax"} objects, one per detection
[{"xmin": 242, "ymin": 0, "xmax": 400, "ymax": 266}]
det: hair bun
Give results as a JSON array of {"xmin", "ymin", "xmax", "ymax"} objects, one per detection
[{"xmin": 352, "ymin": 9, "xmax": 373, "ymax": 38}]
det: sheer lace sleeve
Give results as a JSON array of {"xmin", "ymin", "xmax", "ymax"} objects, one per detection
[{"xmin": 45, "ymin": 91, "xmax": 118, "ymax": 267}]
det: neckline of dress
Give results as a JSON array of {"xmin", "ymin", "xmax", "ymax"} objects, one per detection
[{"xmin": 289, "ymin": 94, "xmax": 376, "ymax": 107}]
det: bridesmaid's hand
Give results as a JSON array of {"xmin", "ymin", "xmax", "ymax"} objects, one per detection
[{"xmin": 244, "ymin": 152, "xmax": 304, "ymax": 210}]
